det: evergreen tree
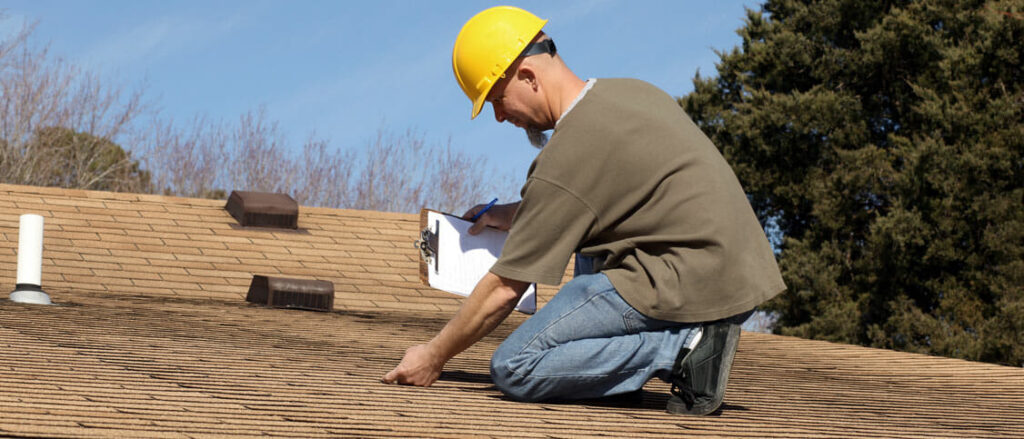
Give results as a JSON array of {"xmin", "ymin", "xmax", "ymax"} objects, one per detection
[
  {"xmin": 22, "ymin": 127, "xmax": 151, "ymax": 193},
  {"xmin": 682, "ymin": 0, "xmax": 1023, "ymax": 365}
]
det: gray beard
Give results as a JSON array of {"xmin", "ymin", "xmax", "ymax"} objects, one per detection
[{"xmin": 525, "ymin": 127, "xmax": 548, "ymax": 149}]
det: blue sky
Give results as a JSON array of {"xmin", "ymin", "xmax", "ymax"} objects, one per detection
[{"xmin": 1, "ymin": 0, "xmax": 759, "ymax": 185}]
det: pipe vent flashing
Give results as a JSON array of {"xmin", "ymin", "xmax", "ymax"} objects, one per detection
[
  {"xmin": 226, "ymin": 191, "xmax": 298, "ymax": 229},
  {"xmin": 246, "ymin": 275, "xmax": 334, "ymax": 312}
]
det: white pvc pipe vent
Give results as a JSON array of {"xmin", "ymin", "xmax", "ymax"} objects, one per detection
[{"xmin": 9, "ymin": 214, "xmax": 51, "ymax": 305}]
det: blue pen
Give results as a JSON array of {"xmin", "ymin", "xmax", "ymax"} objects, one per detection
[{"xmin": 470, "ymin": 198, "xmax": 499, "ymax": 222}]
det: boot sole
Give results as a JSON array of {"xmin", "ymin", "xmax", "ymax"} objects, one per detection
[{"xmin": 666, "ymin": 322, "xmax": 742, "ymax": 415}]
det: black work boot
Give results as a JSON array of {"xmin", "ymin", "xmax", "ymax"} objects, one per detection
[{"xmin": 666, "ymin": 310, "xmax": 753, "ymax": 415}]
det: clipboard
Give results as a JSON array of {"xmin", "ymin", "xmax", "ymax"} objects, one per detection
[{"xmin": 415, "ymin": 209, "xmax": 537, "ymax": 314}]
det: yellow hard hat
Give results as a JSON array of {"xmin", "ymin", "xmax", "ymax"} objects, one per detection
[{"xmin": 452, "ymin": 6, "xmax": 547, "ymax": 119}]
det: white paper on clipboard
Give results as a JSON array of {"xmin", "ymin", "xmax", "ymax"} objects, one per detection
[{"xmin": 417, "ymin": 209, "xmax": 536, "ymax": 314}]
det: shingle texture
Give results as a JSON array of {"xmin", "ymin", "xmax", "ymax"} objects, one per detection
[{"xmin": 1, "ymin": 183, "xmax": 1022, "ymax": 438}]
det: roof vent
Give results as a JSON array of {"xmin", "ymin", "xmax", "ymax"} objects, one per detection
[
  {"xmin": 245, "ymin": 275, "xmax": 334, "ymax": 312},
  {"xmin": 225, "ymin": 191, "xmax": 298, "ymax": 229},
  {"xmin": 9, "ymin": 214, "xmax": 52, "ymax": 305}
]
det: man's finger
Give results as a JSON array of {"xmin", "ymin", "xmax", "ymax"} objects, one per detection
[
  {"xmin": 382, "ymin": 368, "xmax": 398, "ymax": 384},
  {"xmin": 468, "ymin": 216, "xmax": 487, "ymax": 235},
  {"xmin": 462, "ymin": 204, "xmax": 485, "ymax": 220}
]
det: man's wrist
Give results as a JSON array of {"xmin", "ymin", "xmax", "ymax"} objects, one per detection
[{"xmin": 424, "ymin": 339, "xmax": 453, "ymax": 364}]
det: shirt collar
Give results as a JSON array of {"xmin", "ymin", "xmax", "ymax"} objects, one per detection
[{"xmin": 556, "ymin": 78, "xmax": 597, "ymax": 127}]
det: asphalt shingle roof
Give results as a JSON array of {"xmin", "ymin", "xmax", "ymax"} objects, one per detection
[{"xmin": 1, "ymin": 183, "xmax": 1022, "ymax": 438}]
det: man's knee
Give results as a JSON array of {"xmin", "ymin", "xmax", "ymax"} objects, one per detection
[{"xmin": 490, "ymin": 348, "xmax": 543, "ymax": 402}]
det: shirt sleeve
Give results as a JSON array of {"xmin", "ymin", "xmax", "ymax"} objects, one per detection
[{"xmin": 490, "ymin": 177, "xmax": 597, "ymax": 285}]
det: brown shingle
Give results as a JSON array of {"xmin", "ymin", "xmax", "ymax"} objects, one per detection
[{"xmin": 0, "ymin": 183, "xmax": 1021, "ymax": 438}]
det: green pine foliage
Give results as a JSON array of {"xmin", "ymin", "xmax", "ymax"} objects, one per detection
[
  {"xmin": 682, "ymin": 0, "xmax": 1023, "ymax": 365},
  {"xmin": 30, "ymin": 127, "xmax": 152, "ymax": 193}
]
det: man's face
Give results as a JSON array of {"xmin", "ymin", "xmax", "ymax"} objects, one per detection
[
  {"xmin": 487, "ymin": 67, "xmax": 538, "ymax": 129},
  {"xmin": 487, "ymin": 67, "xmax": 548, "ymax": 148}
]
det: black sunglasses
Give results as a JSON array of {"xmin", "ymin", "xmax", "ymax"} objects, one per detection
[{"xmin": 520, "ymin": 39, "xmax": 557, "ymax": 57}]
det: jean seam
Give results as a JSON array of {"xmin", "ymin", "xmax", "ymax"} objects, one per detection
[
  {"xmin": 622, "ymin": 315, "xmax": 635, "ymax": 334},
  {"xmin": 506, "ymin": 364, "xmax": 656, "ymax": 380},
  {"xmin": 621, "ymin": 307, "xmax": 641, "ymax": 334}
]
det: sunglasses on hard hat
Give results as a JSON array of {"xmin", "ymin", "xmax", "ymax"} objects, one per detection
[
  {"xmin": 499, "ymin": 39, "xmax": 558, "ymax": 81},
  {"xmin": 487, "ymin": 39, "xmax": 558, "ymax": 106}
]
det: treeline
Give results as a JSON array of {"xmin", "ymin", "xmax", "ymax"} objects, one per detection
[
  {"xmin": 683, "ymin": 0, "xmax": 1022, "ymax": 366},
  {"xmin": 0, "ymin": 18, "xmax": 516, "ymax": 214}
]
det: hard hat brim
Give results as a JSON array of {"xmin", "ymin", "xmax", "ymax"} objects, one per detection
[{"xmin": 471, "ymin": 93, "xmax": 486, "ymax": 119}]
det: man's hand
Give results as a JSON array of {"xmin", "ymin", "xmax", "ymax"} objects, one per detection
[
  {"xmin": 381, "ymin": 343, "xmax": 446, "ymax": 386},
  {"xmin": 381, "ymin": 273, "xmax": 528, "ymax": 390},
  {"xmin": 463, "ymin": 201, "xmax": 520, "ymax": 235}
]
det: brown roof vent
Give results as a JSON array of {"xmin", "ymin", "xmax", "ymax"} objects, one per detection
[
  {"xmin": 226, "ymin": 191, "xmax": 298, "ymax": 229},
  {"xmin": 246, "ymin": 275, "xmax": 334, "ymax": 312}
]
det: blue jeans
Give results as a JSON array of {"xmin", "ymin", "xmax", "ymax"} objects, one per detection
[{"xmin": 490, "ymin": 256, "xmax": 701, "ymax": 402}]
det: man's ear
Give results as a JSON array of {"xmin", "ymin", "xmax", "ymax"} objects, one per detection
[{"xmin": 516, "ymin": 65, "xmax": 538, "ymax": 90}]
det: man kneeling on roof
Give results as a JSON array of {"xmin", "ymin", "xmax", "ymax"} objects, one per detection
[{"xmin": 382, "ymin": 6, "xmax": 785, "ymax": 415}]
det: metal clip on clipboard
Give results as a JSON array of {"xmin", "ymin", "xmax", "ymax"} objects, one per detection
[{"xmin": 414, "ymin": 219, "xmax": 440, "ymax": 273}]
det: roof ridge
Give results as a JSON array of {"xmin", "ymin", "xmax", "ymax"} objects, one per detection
[{"xmin": 0, "ymin": 183, "xmax": 419, "ymax": 221}]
